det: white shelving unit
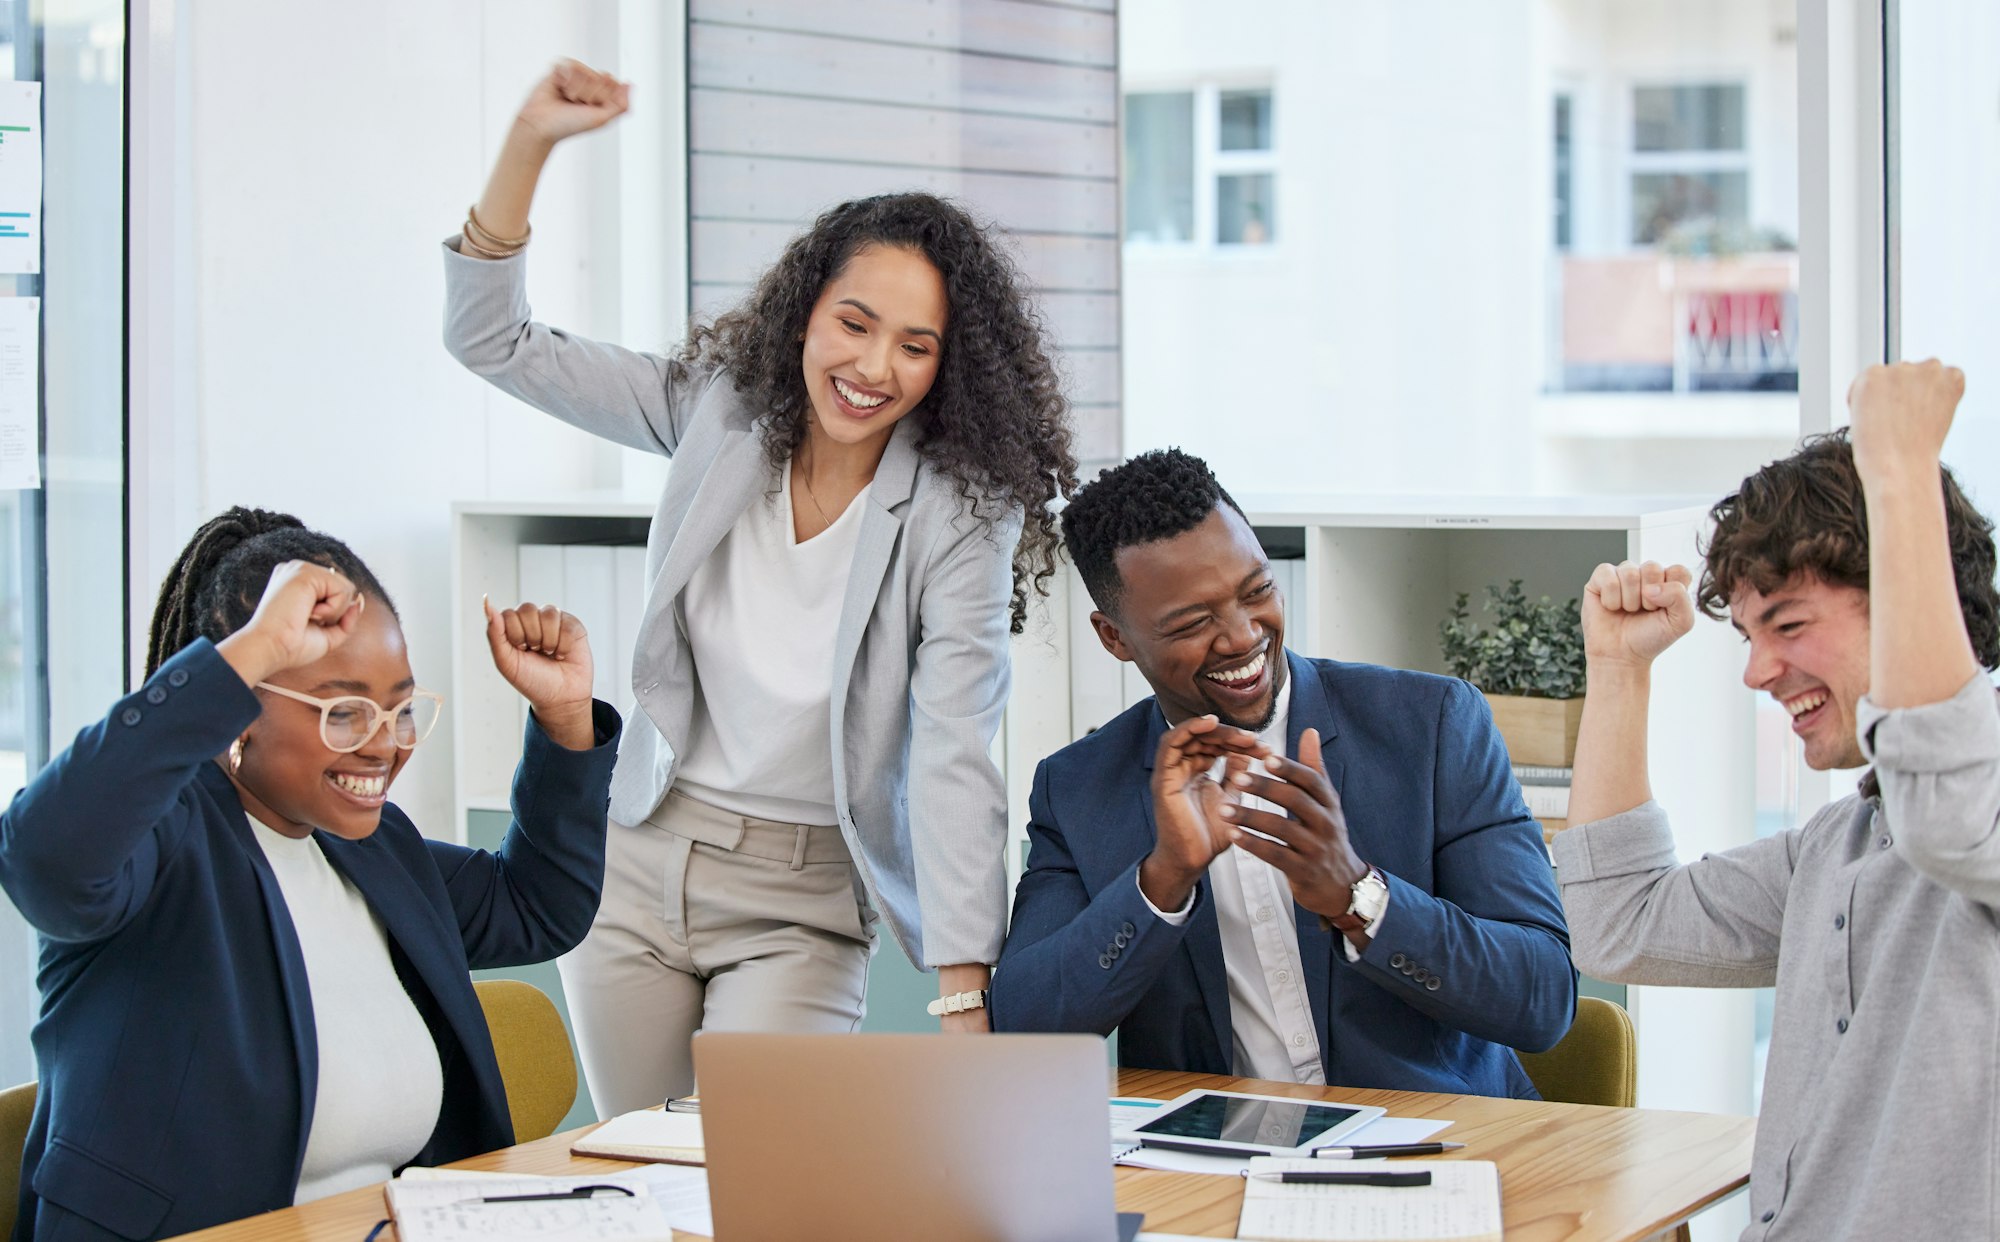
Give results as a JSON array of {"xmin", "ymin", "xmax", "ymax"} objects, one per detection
[
  {"xmin": 449, "ymin": 500, "xmax": 654, "ymax": 825},
  {"xmin": 450, "ymin": 492, "xmax": 1757, "ymax": 1120}
]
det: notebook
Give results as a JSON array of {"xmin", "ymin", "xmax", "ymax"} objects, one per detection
[
  {"xmin": 1236, "ymin": 1157, "xmax": 1502, "ymax": 1242},
  {"xmin": 384, "ymin": 1172, "xmax": 675, "ymax": 1242},
  {"xmin": 569, "ymin": 1107, "xmax": 706, "ymax": 1165}
]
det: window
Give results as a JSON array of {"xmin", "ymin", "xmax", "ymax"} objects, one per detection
[
  {"xmin": 1629, "ymin": 83, "xmax": 1749, "ymax": 246},
  {"xmin": 1124, "ymin": 92, "xmax": 1194, "ymax": 243},
  {"xmin": 1122, "ymin": 84, "xmax": 1275, "ymax": 248},
  {"xmin": 0, "ymin": 0, "xmax": 129, "ymax": 1087},
  {"xmin": 1553, "ymin": 94, "xmax": 1573, "ymax": 251}
]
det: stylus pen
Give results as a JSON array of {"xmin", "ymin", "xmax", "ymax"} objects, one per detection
[
  {"xmin": 1249, "ymin": 1170, "xmax": 1433, "ymax": 1187},
  {"xmin": 1139, "ymin": 1137, "xmax": 1272, "ymax": 1159},
  {"xmin": 1313, "ymin": 1141, "xmax": 1466, "ymax": 1159}
]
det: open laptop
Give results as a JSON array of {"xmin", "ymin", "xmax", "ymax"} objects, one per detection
[{"xmin": 694, "ymin": 1032, "xmax": 1140, "ymax": 1242}]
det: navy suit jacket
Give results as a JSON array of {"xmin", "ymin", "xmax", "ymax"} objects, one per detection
[
  {"xmin": 991, "ymin": 653, "xmax": 1574, "ymax": 1098},
  {"xmin": 0, "ymin": 640, "xmax": 620, "ymax": 1242}
]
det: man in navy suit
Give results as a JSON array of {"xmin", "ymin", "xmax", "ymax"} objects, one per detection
[{"xmin": 990, "ymin": 450, "xmax": 1575, "ymax": 1097}]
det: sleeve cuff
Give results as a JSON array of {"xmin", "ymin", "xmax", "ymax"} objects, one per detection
[
  {"xmin": 1135, "ymin": 869, "xmax": 1195, "ymax": 926},
  {"xmin": 1857, "ymin": 672, "xmax": 2000, "ymax": 771},
  {"xmin": 1550, "ymin": 800, "xmax": 1680, "ymax": 883}
]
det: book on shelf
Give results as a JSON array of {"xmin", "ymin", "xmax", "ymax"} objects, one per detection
[
  {"xmin": 1511, "ymin": 764, "xmax": 1573, "ymax": 786},
  {"xmin": 1520, "ymin": 783, "xmax": 1570, "ymax": 820}
]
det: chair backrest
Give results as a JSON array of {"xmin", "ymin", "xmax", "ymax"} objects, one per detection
[
  {"xmin": 472, "ymin": 980, "xmax": 578, "ymax": 1141},
  {"xmin": 1, "ymin": 1079, "xmax": 36, "ymax": 1240},
  {"xmin": 1516, "ymin": 996, "xmax": 1636, "ymax": 1108}
]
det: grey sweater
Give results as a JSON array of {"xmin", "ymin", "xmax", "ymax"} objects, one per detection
[{"xmin": 1553, "ymin": 673, "xmax": 2000, "ymax": 1241}]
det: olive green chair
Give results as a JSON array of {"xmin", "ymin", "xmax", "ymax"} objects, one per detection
[
  {"xmin": 1516, "ymin": 995, "xmax": 1636, "ymax": 1109},
  {"xmin": 1518, "ymin": 998, "xmax": 1695, "ymax": 1241},
  {"xmin": 1, "ymin": 1079, "xmax": 36, "ymax": 1240},
  {"xmin": 472, "ymin": 979, "xmax": 579, "ymax": 1142}
]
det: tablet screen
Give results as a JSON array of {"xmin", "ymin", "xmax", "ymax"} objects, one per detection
[{"xmin": 1133, "ymin": 1093, "xmax": 1364, "ymax": 1148}]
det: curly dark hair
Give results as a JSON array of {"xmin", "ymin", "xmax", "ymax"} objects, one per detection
[
  {"xmin": 1063, "ymin": 448, "xmax": 1245, "ymax": 616},
  {"xmin": 1698, "ymin": 429, "xmax": 2000, "ymax": 669},
  {"xmin": 145, "ymin": 506, "xmax": 395, "ymax": 678},
  {"xmin": 672, "ymin": 192, "xmax": 1077, "ymax": 634}
]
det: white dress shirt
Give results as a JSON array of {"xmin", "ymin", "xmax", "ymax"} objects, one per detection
[{"xmin": 1139, "ymin": 685, "xmax": 1388, "ymax": 1083}]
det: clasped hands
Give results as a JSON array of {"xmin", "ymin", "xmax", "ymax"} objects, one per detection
[{"xmin": 1139, "ymin": 716, "xmax": 1371, "ymax": 943}]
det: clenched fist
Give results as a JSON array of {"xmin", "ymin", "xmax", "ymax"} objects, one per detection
[{"xmin": 1582, "ymin": 560, "xmax": 1695, "ymax": 671}]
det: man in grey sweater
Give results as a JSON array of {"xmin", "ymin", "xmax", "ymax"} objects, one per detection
[{"xmin": 1555, "ymin": 360, "xmax": 1998, "ymax": 1241}]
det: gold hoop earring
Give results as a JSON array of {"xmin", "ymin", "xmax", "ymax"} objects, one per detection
[{"xmin": 228, "ymin": 736, "xmax": 245, "ymax": 774}]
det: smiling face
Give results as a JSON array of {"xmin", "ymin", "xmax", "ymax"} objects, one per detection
[
  {"xmin": 798, "ymin": 243, "xmax": 948, "ymax": 452},
  {"xmin": 231, "ymin": 598, "xmax": 417, "ymax": 840},
  {"xmin": 1090, "ymin": 504, "xmax": 1288, "ymax": 730},
  {"xmin": 1731, "ymin": 574, "xmax": 1872, "ymax": 770}
]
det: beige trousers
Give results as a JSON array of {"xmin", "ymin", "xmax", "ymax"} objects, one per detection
[{"xmin": 556, "ymin": 789, "xmax": 875, "ymax": 1114}]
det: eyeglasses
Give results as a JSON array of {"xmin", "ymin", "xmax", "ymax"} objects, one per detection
[{"xmin": 254, "ymin": 683, "xmax": 445, "ymax": 753}]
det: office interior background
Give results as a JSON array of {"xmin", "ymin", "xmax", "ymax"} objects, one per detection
[{"xmin": 0, "ymin": 2, "xmax": 1992, "ymax": 1228}]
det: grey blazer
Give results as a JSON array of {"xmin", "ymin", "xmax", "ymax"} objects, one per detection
[{"xmin": 442, "ymin": 240, "xmax": 1017, "ymax": 968}]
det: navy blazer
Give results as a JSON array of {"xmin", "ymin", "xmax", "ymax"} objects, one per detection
[
  {"xmin": 0, "ymin": 640, "xmax": 620, "ymax": 1242},
  {"xmin": 991, "ymin": 652, "xmax": 1575, "ymax": 1097}
]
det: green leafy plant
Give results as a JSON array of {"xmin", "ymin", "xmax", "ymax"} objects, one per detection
[{"xmin": 1439, "ymin": 580, "xmax": 1586, "ymax": 699}]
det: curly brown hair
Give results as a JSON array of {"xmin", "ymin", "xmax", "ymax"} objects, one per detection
[
  {"xmin": 1697, "ymin": 429, "xmax": 2000, "ymax": 668},
  {"xmin": 672, "ymin": 193, "xmax": 1078, "ymax": 633}
]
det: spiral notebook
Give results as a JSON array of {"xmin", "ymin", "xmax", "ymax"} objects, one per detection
[
  {"xmin": 384, "ymin": 1172, "xmax": 676, "ymax": 1242},
  {"xmin": 1236, "ymin": 1157, "xmax": 1502, "ymax": 1242}
]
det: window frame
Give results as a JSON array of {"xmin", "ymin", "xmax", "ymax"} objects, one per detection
[
  {"xmin": 1623, "ymin": 77, "xmax": 1755, "ymax": 248},
  {"xmin": 1122, "ymin": 79, "xmax": 1279, "ymax": 254}
]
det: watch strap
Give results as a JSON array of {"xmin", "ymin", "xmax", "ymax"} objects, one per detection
[
  {"xmin": 926, "ymin": 988, "xmax": 989, "ymax": 1017},
  {"xmin": 1323, "ymin": 866, "xmax": 1387, "ymax": 933}
]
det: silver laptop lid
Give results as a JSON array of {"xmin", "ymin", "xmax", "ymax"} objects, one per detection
[{"xmin": 695, "ymin": 1032, "xmax": 1120, "ymax": 1242}]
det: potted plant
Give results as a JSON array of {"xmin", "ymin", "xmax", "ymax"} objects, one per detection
[{"xmin": 1439, "ymin": 581, "xmax": 1586, "ymax": 768}]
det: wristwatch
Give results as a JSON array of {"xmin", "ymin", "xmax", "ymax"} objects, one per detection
[
  {"xmin": 1324, "ymin": 866, "xmax": 1389, "ymax": 934},
  {"xmin": 927, "ymin": 989, "xmax": 989, "ymax": 1017}
]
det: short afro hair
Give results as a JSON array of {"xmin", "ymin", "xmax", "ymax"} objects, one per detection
[{"xmin": 1063, "ymin": 448, "xmax": 1244, "ymax": 615}]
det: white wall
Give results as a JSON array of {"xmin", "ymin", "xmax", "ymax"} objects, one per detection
[{"xmin": 174, "ymin": 0, "xmax": 678, "ymax": 839}]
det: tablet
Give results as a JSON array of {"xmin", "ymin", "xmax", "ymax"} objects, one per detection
[{"xmin": 1129, "ymin": 1089, "xmax": 1384, "ymax": 1155}]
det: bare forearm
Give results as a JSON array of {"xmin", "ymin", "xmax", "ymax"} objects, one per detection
[
  {"xmin": 469, "ymin": 122, "xmax": 554, "ymax": 252},
  {"xmin": 1866, "ymin": 469, "xmax": 1980, "ymax": 709},
  {"xmin": 1568, "ymin": 661, "xmax": 1654, "ymax": 827}
]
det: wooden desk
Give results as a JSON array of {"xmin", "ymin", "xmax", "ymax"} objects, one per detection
[{"xmin": 171, "ymin": 1069, "xmax": 1753, "ymax": 1241}]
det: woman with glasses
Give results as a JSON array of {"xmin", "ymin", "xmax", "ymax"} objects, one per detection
[{"xmin": 0, "ymin": 507, "xmax": 620, "ymax": 1241}]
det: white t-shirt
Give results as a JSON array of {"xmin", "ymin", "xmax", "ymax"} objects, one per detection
[
  {"xmin": 675, "ymin": 459, "xmax": 868, "ymax": 825},
  {"xmin": 249, "ymin": 817, "xmax": 444, "ymax": 1204}
]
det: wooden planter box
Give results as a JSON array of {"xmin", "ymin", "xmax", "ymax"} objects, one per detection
[{"xmin": 1485, "ymin": 694, "xmax": 1584, "ymax": 768}]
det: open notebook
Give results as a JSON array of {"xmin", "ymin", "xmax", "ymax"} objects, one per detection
[
  {"xmin": 384, "ymin": 1172, "xmax": 676, "ymax": 1242},
  {"xmin": 1236, "ymin": 1157, "xmax": 1502, "ymax": 1242}
]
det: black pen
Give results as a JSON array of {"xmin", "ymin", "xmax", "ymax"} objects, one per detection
[
  {"xmin": 1248, "ymin": 1170, "xmax": 1433, "ymax": 1186},
  {"xmin": 477, "ymin": 1183, "xmax": 636, "ymax": 1203},
  {"xmin": 1314, "ymin": 1141, "xmax": 1465, "ymax": 1159}
]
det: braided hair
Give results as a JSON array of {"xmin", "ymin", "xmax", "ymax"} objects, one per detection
[{"xmin": 144, "ymin": 507, "xmax": 395, "ymax": 678}]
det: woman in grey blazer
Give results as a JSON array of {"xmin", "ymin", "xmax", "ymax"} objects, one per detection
[{"xmin": 443, "ymin": 60, "xmax": 1077, "ymax": 1111}]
